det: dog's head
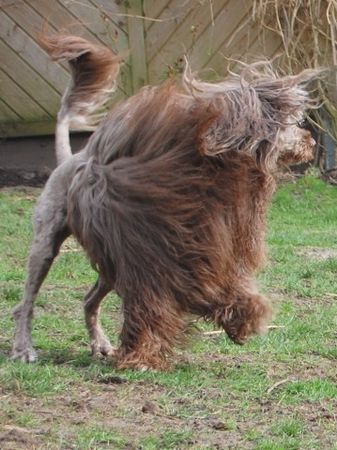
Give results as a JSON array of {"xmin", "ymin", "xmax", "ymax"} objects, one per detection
[
  {"xmin": 184, "ymin": 64, "xmax": 323, "ymax": 170},
  {"xmin": 276, "ymin": 114, "xmax": 316, "ymax": 166}
]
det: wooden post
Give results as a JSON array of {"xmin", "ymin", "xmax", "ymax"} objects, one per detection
[{"xmin": 126, "ymin": 0, "xmax": 148, "ymax": 92}]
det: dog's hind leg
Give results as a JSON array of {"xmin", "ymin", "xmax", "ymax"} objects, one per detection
[
  {"xmin": 83, "ymin": 277, "xmax": 115, "ymax": 358},
  {"xmin": 11, "ymin": 192, "xmax": 70, "ymax": 362}
]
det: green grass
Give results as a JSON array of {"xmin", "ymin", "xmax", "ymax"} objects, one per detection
[
  {"xmin": 0, "ymin": 175, "xmax": 337, "ymax": 449},
  {"xmin": 75, "ymin": 427, "xmax": 128, "ymax": 449},
  {"xmin": 140, "ymin": 430, "xmax": 196, "ymax": 449}
]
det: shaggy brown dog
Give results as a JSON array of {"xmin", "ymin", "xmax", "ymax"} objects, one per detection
[{"xmin": 11, "ymin": 34, "xmax": 320, "ymax": 370}]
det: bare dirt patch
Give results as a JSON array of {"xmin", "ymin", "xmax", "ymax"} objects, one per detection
[
  {"xmin": 0, "ymin": 169, "xmax": 48, "ymax": 188},
  {"xmin": 0, "ymin": 379, "xmax": 249, "ymax": 449},
  {"xmin": 296, "ymin": 247, "xmax": 337, "ymax": 261}
]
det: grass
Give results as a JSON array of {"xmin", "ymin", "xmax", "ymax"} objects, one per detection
[{"xmin": 0, "ymin": 174, "xmax": 337, "ymax": 449}]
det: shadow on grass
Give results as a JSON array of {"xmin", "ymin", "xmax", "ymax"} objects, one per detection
[{"xmin": 39, "ymin": 348, "xmax": 94, "ymax": 367}]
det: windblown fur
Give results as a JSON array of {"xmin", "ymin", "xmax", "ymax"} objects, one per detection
[
  {"xmin": 67, "ymin": 59, "xmax": 320, "ymax": 369},
  {"xmin": 11, "ymin": 33, "xmax": 322, "ymax": 371},
  {"xmin": 39, "ymin": 34, "xmax": 122, "ymax": 164}
]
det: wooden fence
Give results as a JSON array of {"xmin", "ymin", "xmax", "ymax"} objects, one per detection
[{"xmin": 0, "ymin": 0, "xmax": 281, "ymax": 138}]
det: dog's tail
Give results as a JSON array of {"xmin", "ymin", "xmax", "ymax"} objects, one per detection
[{"xmin": 40, "ymin": 34, "xmax": 122, "ymax": 165}]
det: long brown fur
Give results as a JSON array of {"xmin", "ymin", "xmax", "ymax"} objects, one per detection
[
  {"xmin": 11, "ymin": 33, "xmax": 322, "ymax": 371},
  {"xmin": 39, "ymin": 34, "xmax": 122, "ymax": 165},
  {"xmin": 39, "ymin": 34, "xmax": 122, "ymax": 121},
  {"xmin": 66, "ymin": 61, "xmax": 320, "ymax": 370}
]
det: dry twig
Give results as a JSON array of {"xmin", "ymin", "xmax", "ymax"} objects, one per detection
[
  {"xmin": 267, "ymin": 377, "xmax": 297, "ymax": 394},
  {"xmin": 203, "ymin": 325, "xmax": 285, "ymax": 336}
]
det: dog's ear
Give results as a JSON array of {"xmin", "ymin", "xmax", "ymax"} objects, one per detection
[
  {"xmin": 253, "ymin": 71, "xmax": 320, "ymax": 122},
  {"xmin": 196, "ymin": 68, "xmax": 324, "ymax": 162},
  {"xmin": 197, "ymin": 114, "xmax": 225, "ymax": 157},
  {"xmin": 196, "ymin": 92, "xmax": 268, "ymax": 159}
]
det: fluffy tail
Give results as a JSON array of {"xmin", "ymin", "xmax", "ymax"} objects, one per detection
[{"xmin": 40, "ymin": 34, "xmax": 122, "ymax": 165}]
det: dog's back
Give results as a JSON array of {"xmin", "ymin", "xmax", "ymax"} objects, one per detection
[
  {"xmin": 66, "ymin": 78, "xmax": 274, "ymax": 313},
  {"xmin": 67, "ymin": 83, "xmax": 226, "ymax": 301}
]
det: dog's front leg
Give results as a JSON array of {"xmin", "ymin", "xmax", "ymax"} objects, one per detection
[
  {"xmin": 210, "ymin": 281, "xmax": 273, "ymax": 344},
  {"xmin": 115, "ymin": 292, "xmax": 186, "ymax": 371},
  {"xmin": 83, "ymin": 277, "xmax": 115, "ymax": 358},
  {"xmin": 11, "ymin": 202, "xmax": 70, "ymax": 362}
]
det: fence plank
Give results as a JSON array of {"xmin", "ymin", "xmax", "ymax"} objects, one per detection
[
  {"xmin": 0, "ymin": 69, "xmax": 47, "ymax": 120},
  {"xmin": 86, "ymin": 0, "xmax": 132, "ymax": 95},
  {"xmin": 0, "ymin": 39, "xmax": 60, "ymax": 116},
  {"xmin": 88, "ymin": 0, "xmax": 128, "ymax": 35},
  {"xmin": 0, "ymin": 120, "xmax": 55, "ymax": 138},
  {"xmin": 24, "ymin": 0, "xmax": 131, "ymax": 97},
  {"xmin": 144, "ymin": 0, "xmax": 171, "ymax": 30},
  {"xmin": 205, "ymin": 15, "xmax": 259, "ymax": 75},
  {"xmin": 23, "ymin": 0, "xmax": 100, "ymax": 43},
  {"xmin": 126, "ymin": 0, "xmax": 148, "ymax": 91},
  {"xmin": 146, "ymin": 0, "xmax": 194, "ymax": 62},
  {"xmin": 246, "ymin": 28, "xmax": 283, "ymax": 63},
  {"xmin": 58, "ymin": 0, "xmax": 120, "ymax": 48},
  {"xmin": 21, "ymin": 0, "xmax": 131, "ymax": 98},
  {"xmin": 206, "ymin": 13, "xmax": 281, "ymax": 75},
  {"xmin": 0, "ymin": 1, "xmax": 287, "ymax": 137},
  {"xmin": 0, "ymin": 12, "xmax": 69, "ymax": 94},
  {"xmin": 148, "ymin": 0, "xmax": 229, "ymax": 82},
  {"xmin": 3, "ymin": 0, "xmax": 51, "ymax": 41},
  {"xmin": 188, "ymin": 0, "xmax": 250, "ymax": 71},
  {"xmin": 4, "ymin": 0, "xmax": 72, "ymax": 75},
  {"xmin": 0, "ymin": 99, "xmax": 21, "ymax": 122}
]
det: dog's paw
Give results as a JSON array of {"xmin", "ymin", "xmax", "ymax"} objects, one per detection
[
  {"xmin": 116, "ymin": 359, "xmax": 159, "ymax": 372},
  {"xmin": 115, "ymin": 351, "xmax": 168, "ymax": 371},
  {"xmin": 227, "ymin": 334, "xmax": 247, "ymax": 345},
  {"xmin": 11, "ymin": 347, "xmax": 38, "ymax": 363},
  {"xmin": 91, "ymin": 340, "xmax": 116, "ymax": 359}
]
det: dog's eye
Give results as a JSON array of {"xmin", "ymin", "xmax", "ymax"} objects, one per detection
[{"xmin": 297, "ymin": 118, "xmax": 308, "ymax": 128}]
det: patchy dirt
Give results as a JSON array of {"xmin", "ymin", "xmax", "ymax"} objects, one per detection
[
  {"xmin": 322, "ymin": 169, "xmax": 337, "ymax": 186},
  {"xmin": 0, "ymin": 185, "xmax": 42, "ymax": 198},
  {"xmin": 0, "ymin": 380, "xmax": 250, "ymax": 449},
  {"xmin": 296, "ymin": 247, "xmax": 337, "ymax": 261},
  {"xmin": 2, "ymin": 288, "xmax": 336, "ymax": 448},
  {"xmin": 1, "ymin": 182, "xmax": 337, "ymax": 448},
  {"xmin": 1, "ymin": 366, "xmax": 337, "ymax": 450},
  {"xmin": 0, "ymin": 169, "xmax": 49, "ymax": 188},
  {"xmin": 2, "ymin": 315, "xmax": 337, "ymax": 450},
  {"xmin": 0, "ymin": 426, "xmax": 38, "ymax": 450}
]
